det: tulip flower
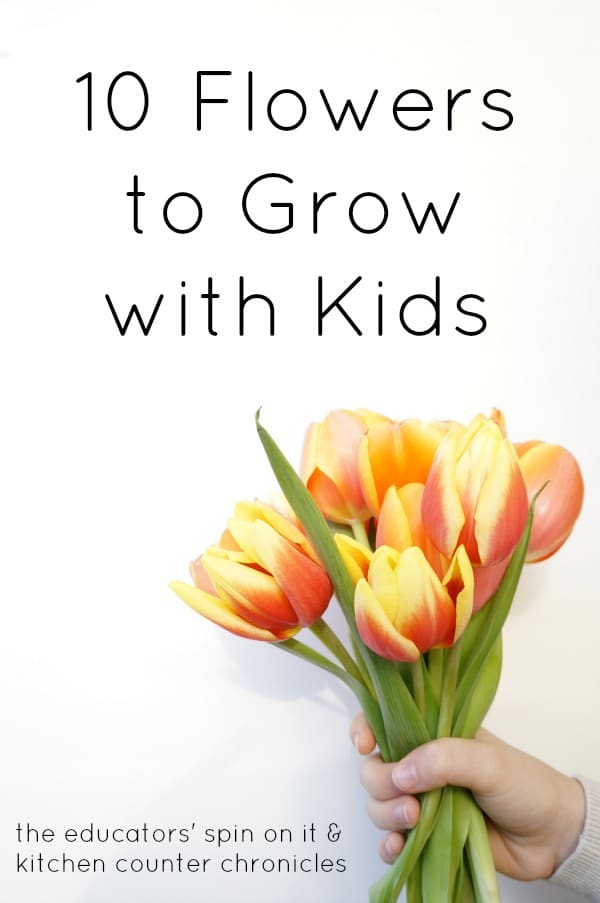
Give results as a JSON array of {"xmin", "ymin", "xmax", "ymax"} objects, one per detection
[
  {"xmin": 170, "ymin": 501, "xmax": 333, "ymax": 641},
  {"xmin": 422, "ymin": 417, "xmax": 529, "ymax": 567},
  {"xmin": 353, "ymin": 544, "xmax": 474, "ymax": 662},
  {"xmin": 376, "ymin": 483, "xmax": 443, "ymax": 569},
  {"xmin": 515, "ymin": 441, "xmax": 584, "ymax": 562},
  {"xmin": 376, "ymin": 482, "xmax": 504, "ymax": 612},
  {"xmin": 301, "ymin": 408, "xmax": 387, "ymax": 525},
  {"xmin": 358, "ymin": 419, "xmax": 451, "ymax": 517}
]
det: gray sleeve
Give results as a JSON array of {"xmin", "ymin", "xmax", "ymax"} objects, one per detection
[{"xmin": 550, "ymin": 777, "xmax": 600, "ymax": 900}]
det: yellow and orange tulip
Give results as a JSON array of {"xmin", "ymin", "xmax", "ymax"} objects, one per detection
[
  {"xmin": 375, "ymin": 481, "xmax": 505, "ymax": 612},
  {"xmin": 353, "ymin": 544, "xmax": 474, "ymax": 662},
  {"xmin": 170, "ymin": 501, "xmax": 333, "ymax": 641},
  {"xmin": 375, "ymin": 482, "xmax": 444, "ymax": 572},
  {"xmin": 421, "ymin": 416, "xmax": 529, "ymax": 567},
  {"xmin": 301, "ymin": 408, "xmax": 387, "ymax": 525},
  {"xmin": 358, "ymin": 419, "xmax": 451, "ymax": 517},
  {"xmin": 515, "ymin": 441, "xmax": 584, "ymax": 562}
]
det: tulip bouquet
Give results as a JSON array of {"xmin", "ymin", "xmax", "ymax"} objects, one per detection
[{"xmin": 170, "ymin": 407, "xmax": 583, "ymax": 903}]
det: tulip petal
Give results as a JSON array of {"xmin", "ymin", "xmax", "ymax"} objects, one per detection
[
  {"xmin": 442, "ymin": 546, "xmax": 474, "ymax": 643},
  {"xmin": 241, "ymin": 520, "xmax": 332, "ymax": 626},
  {"xmin": 306, "ymin": 468, "xmax": 355, "ymax": 524},
  {"xmin": 202, "ymin": 553, "xmax": 299, "ymax": 628},
  {"xmin": 355, "ymin": 578, "xmax": 420, "ymax": 662},
  {"xmin": 359, "ymin": 420, "xmax": 445, "ymax": 517},
  {"xmin": 376, "ymin": 483, "xmax": 426, "ymax": 552},
  {"xmin": 301, "ymin": 409, "xmax": 388, "ymax": 523},
  {"xmin": 422, "ymin": 433, "xmax": 466, "ymax": 558},
  {"xmin": 391, "ymin": 547, "xmax": 456, "ymax": 652},
  {"xmin": 169, "ymin": 581, "xmax": 296, "ymax": 641},
  {"xmin": 517, "ymin": 442, "xmax": 584, "ymax": 563},
  {"xmin": 368, "ymin": 546, "xmax": 402, "ymax": 622},
  {"xmin": 473, "ymin": 437, "xmax": 528, "ymax": 566},
  {"xmin": 472, "ymin": 556, "xmax": 509, "ymax": 612},
  {"xmin": 233, "ymin": 500, "xmax": 307, "ymax": 547},
  {"xmin": 335, "ymin": 533, "xmax": 373, "ymax": 585}
]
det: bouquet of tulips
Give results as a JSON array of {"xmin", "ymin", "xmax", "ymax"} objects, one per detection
[{"xmin": 171, "ymin": 408, "xmax": 583, "ymax": 902}]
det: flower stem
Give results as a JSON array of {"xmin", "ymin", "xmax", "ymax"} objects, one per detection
[
  {"xmin": 411, "ymin": 657, "xmax": 426, "ymax": 718},
  {"xmin": 351, "ymin": 519, "xmax": 371, "ymax": 548},
  {"xmin": 437, "ymin": 639, "xmax": 462, "ymax": 738},
  {"xmin": 466, "ymin": 802, "xmax": 501, "ymax": 902},
  {"xmin": 277, "ymin": 637, "xmax": 390, "ymax": 761},
  {"xmin": 427, "ymin": 648, "xmax": 444, "ymax": 703},
  {"xmin": 310, "ymin": 618, "xmax": 376, "ymax": 697}
]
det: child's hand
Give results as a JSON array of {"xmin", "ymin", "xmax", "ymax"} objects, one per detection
[{"xmin": 351, "ymin": 712, "xmax": 586, "ymax": 881}]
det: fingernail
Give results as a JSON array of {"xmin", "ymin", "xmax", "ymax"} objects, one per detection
[
  {"xmin": 393, "ymin": 802, "xmax": 410, "ymax": 827},
  {"xmin": 384, "ymin": 836, "xmax": 398, "ymax": 858},
  {"xmin": 392, "ymin": 759, "xmax": 418, "ymax": 790},
  {"xmin": 352, "ymin": 733, "xmax": 360, "ymax": 751}
]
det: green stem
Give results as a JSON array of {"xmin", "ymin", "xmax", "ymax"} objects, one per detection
[
  {"xmin": 369, "ymin": 788, "xmax": 442, "ymax": 903},
  {"xmin": 351, "ymin": 518, "xmax": 371, "ymax": 548},
  {"xmin": 406, "ymin": 856, "xmax": 421, "ymax": 902},
  {"xmin": 310, "ymin": 618, "xmax": 376, "ymax": 697},
  {"xmin": 277, "ymin": 637, "xmax": 390, "ymax": 760},
  {"xmin": 427, "ymin": 648, "xmax": 444, "ymax": 703},
  {"xmin": 466, "ymin": 804, "xmax": 501, "ymax": 902},
  {"xmin": 437, "ymin": 638, "xmax": 462, "ymax": 738},
  {"xmin": 411, "ymin": 657, "xmax": 426, "ymax": 717}
]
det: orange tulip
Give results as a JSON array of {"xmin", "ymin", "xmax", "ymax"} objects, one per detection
[
  {"xmin": 352, "ymin": 544, "xmax": 474, "ymax": 662},
  {"xmin": 358, "ymin": 419, "xmax": 451, "ymax": 517},
  {"xmin": 301, "ymin": 408, "xmax": 387, "ymax": 524},
  {"xmin": 422, "ymin": 417, "xmax": 529, "ymax": 567},
  {"xmin": 515, "ymin": 441, "xmax": 584, "ymax": 562},
  {"xmin": 170, "ymin": 501, "xmax": 333, "ymax": 641}
]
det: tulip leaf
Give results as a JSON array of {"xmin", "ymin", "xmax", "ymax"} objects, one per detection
[
  {"xmin": 277, "ymin": 637, "xmax": 390, "ymax": 760},
  {"xmin": 449, "ymin": 789, "xmax": 474, "ymax": 888},
  {"xmin": 455, "ymin": 635, "xmax": 502, "ymax": 738},
  {"xmin": 368, "ymin": 657, "xmax": 431, "ymax": 759},
  {"xmin": 420, "ymin": 786, "xmax": 454, "ymax": 900},
  {"xmin": 256, "ymin": 412, "xmax": 431, "ymax": 756},
  {"xmin": 466, "ymin": 804, "xmax": 501, "ymax": 902},
  {"xmin": 256, "ymin": 411, "xmax": 357, "ymax": 622},
  {"xmin": 368, "ymin": 788, "xmax": 442, "ymax": 903}
]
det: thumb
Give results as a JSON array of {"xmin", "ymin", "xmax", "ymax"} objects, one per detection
[{"xmin": 391, "ymin": 736, "xmax": 503, "ymax": 797}]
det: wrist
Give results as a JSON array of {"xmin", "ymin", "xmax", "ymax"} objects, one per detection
[{"xmin": 552, "ymin": 775, "xmax": 586, "ymax": 871}]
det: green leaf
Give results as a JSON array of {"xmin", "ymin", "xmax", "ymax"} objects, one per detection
[
  {"xmin": 277, "ymin": 638, "xmax": 388, "ymax": 758},
  {"xmin": 256, "ymin": 411, "xmax": 356, "ymax": 622},
  {"xmin": 420, "ymin": 786, "xmax": 454, "ymax": 900},
  {"xmin": 369, "ymin": 656, "xmax": 431, "ymax": 760},
  {"xmin": 257, "ymin": 412, "xmax": 431, "ymax": 757},
  {"xmin": 369, "ymin": 789, "xmax": 442, "ymax": 903},
  {"xmin": 454, "ymin": 635, "xmax": 502, "ymax": 738},
  {"xmin": 466, "ymin": 805, "xmax": 501, "ymax": 903}
]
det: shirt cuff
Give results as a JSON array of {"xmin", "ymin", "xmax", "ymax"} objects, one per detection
[{"xmin": 551, "ymin": 776, "xmax": 600, "ymax": 899}]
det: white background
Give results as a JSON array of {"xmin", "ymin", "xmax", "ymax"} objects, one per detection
[{"xmin": 1, "ymin": 1, "xmax": 598, "ymax": 901}]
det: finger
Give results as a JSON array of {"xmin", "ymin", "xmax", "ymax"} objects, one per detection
[
  {"xmin": 366, "ymin": 794, "xmax": 420, "ymax": 832},
  {"xmin": 391, "ymin": 737, "xmax": 504, "ymax": 797},
  {"xmin": 360, "ymin": 754, "xmax": 404, "ymax": 801},
  {"xmin": 379, "ymin": 832, "xmax": 406, "ymax": 864},
  {"xmin": 349, "ymin": 711, "xmax": 376, "ymax": 755}
]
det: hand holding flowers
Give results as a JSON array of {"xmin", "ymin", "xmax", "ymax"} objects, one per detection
[{"xmin": 171, "ymin": 407, "xmax": 583, "ymax": 902}]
